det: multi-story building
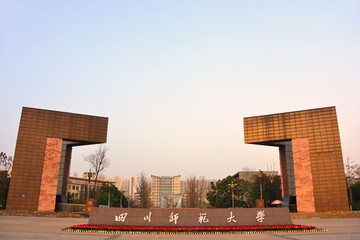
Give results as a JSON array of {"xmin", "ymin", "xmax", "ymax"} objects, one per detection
[
  {"xmin": 67, "ymin": 176, "xmax": 110, "ymax": 202},
  {"xmin": 233, "ymin": 171, "xmax": 279, "ymax": 183},
  {"xmin": 67, "ymin": 177, "xmax": 82, "ymax": 200},
  {"xmin": 67, "ymin": 173, "xmax": 139, "ymax": 203},
  {"xmin": 118, "ymin": 176, "xmax": 138, "ymax": 199},
  {"xmin": 151, "ymin": 175, "xmax": 181, "ymax": 208},
  {"xmin": 121, "ymin": 179, "xmax": 129, "ymax": 195},
  {"xmin": 130, "ymin": 176, "xmax": 138, "ymax": 198},
  {"xmin": 108, "ymin": 176, "xmax": 122, "ymax": 191}
]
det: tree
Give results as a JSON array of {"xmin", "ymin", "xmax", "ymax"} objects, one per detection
[
  {"xmin": 350, "ymin": 183, "xmax": 360, "ymax": 210},
  {"xmin": 84, "ymin": 145, "xmax": 110, "ymax": 189},
  {"xmin": 250, "ymin": 174, "xmax": 282, "ymax": 207},
  {"xmin": 96, "ymin": 183, "xmax": 128, "ymax": 208},
  {"xmin": 344, "ymin": 157, "xmax": 360, "ymax": 209},
  {"xmin": 185, "ymin": 175, "xmax": 199, "ymax": 208},
  {"xmin": 136, "ymin": 172, "xmax": 152, "ymax": 208},
  {"xmin": 206, "ymin": 176, "xmax": 252, "ymax": 208},
  {"xmin": 0, "ymin": 152, "xmax": 12, "ymax": 170},
  {"xmin": 184, "ymin": 175, "xmax": 208, "ymax": 208},
  {"xmin": 0, "ymin": 152, "xmax": 13, "ymax": 208}
]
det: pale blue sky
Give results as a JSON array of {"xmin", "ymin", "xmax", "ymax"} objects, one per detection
[{"xmin": 1, "ymin": 1, "xmax": 359, "ymax": 179}]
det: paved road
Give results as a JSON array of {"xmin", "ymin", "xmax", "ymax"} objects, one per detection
[{"xmin": 0, "ymin": 216, "xmax": 359, "ymax": 239}]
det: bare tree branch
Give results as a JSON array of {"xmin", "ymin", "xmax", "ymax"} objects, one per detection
[
  {"xmin": 0, "ymin": 152, "xmax": 13, "ymax": 171},
  {"xmin": 84, "ymin": 145, "xmax": 110, "ymax": 188},
  {"xmin": 345, "ymin": 157, "xmax": 360, "ymax": 183},
  {"xmin": 0, "ymin": 152, "xmax": 13, "ymax": 205},
  {"xmin": 344, "ymin": 156, "xmax": 360, "ymax": 207},
  {"xmin": 185, "ymin": 175, "xmax": 207, "ymax": 208}
]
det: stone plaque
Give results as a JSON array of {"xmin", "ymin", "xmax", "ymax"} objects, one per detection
[{"xmin": 89, "ymin": 207, "xmax": 292, "ymax": 227}]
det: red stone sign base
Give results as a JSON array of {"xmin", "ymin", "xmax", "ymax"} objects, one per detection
[{"xmin": 89, "ymin": 207, "xmax": 292, "ymax": 227}]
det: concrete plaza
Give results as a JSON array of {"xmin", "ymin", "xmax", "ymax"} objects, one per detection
[{"xmin": 0, "ymin": 215, "xmax": 359, "ymax": 240}]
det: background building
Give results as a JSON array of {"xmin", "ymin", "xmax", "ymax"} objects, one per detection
[
  {"xmin": 67, "ymin": 175, "xmax": 109, "ymax": 202},
  {"xmin": 108, "ymin": 176, "xmax": 122, "ymax": 192},
  {"xmin": 233, "ymin": 171, "xmax": 279, "ymax": 183},
  {"xmin": 151, "ymin": 175, "xmax": 181, "ymax": 208},
  {"xmin": 121, "ymin": 179, "xmax": 129, "ymax": 195},
  {"xmin": 130, "ymin": 176, "xmax": 138, "ymax": 199},
  {"xmin": 108, "ymin": 176, "xmax": 138, "ymax": 200},
  {"xmin": 67, "ymin": 177, "xmax": 82, "ymax": 200}
]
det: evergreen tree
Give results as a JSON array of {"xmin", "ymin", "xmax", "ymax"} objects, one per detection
[
  {"xmin": 96, "ymin": 183, "xmax": 128, "ymax": 208},
  {"xmin": 206, "ymin": 176, "xmax": 251, "ymax": 208}
]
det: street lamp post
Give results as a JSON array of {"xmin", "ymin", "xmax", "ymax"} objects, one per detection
[
  {"xmin": 128, "ymin": 195, "xmax": 131, "ymax": 208},
  {"xmin": 214, "ymin": 189, "xmax": 219, "ymax": 207},
  {"xmin": 254, "ymin": 170, "xmax": 266, "ymax": 208},
  {"xmin": 228, "ymin": 181, "xmax": 237, "ymax": 208},
  {"xmin": 255, "ymin": 170, "xmax": 264, "ymax": 199},
  {"xmin": 107, "ymin": 182, "xmax": 111, "ymax": 208},
  {"xmin": 83, "ymin": 169, "xmax": 95, "ymax": 200},
  {"xmin": 120, "ymin": 190, "xmax": 126, "ymax": 208}
]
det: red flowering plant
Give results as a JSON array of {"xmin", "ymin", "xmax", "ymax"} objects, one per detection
[{"xmin": 63, "ymin": 224, "xmax": 323, "ymax": 234}]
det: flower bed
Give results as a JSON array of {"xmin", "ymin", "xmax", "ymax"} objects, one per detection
[{"xmin": 62, "ymin": 224, "xmax": 325, "ymax": 234}]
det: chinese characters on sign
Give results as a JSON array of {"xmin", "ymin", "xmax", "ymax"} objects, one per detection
[
  {"xmin": 256, "ymin": 210, "xmax": 265, "ymax": 222},
  {"xmin": 144, "ymin": 211, "xmax": 152, "ymax": 223},
  {"xmin": 227, "ymin": 211, "xmax": 237, "ymax": 223},
  {"xmin": 115, "ymin": 213, "xmax": 128, "ymax": 222},
  {"xmin": 92, "ymin": 207, "xmax": 292, "ymax": 228},
  {"xmin": 198, "ymin": 213, "xmax": 209, "ymax": 223},
  {"xmin": 112, "ymin": 210, "xmax": 269, "ymax": 225},
  {"xmin": 169, "ymin": 212, "xmax": 179, "ymax": 225}
]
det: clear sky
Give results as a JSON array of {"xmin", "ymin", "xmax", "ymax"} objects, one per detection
[{"xmin": 1, "ymin": 1, "xmax": 359, "ymax": 180}]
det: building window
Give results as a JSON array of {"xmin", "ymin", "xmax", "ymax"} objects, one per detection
[
  {"xmin": 72, "ymin": 186, "xmax": 75, "ymax": 190},
  {"xmin": 76, "ymin": 186, "xmax": 79, "ymax": 190}
]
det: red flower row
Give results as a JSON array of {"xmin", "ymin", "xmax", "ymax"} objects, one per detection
[{"xmin": 69, "ymin": 224, "xmax": 316, "ymax": 232}]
